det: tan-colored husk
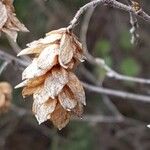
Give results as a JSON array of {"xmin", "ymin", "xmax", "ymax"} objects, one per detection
[
  {"xmin": 0, "ymin": 0, "xmax": 28, "ymax": 41},
  {"xmin": 16, "ymin": 28, "xmax": 86, "ymax": 129}
]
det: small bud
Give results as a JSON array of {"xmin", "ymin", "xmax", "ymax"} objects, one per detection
[{"xmin": 131, "ymin": 1, "xmax": 141, "ymax": 12}]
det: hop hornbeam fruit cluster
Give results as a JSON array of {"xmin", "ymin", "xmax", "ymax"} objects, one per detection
[
  {"xmin": 0, "ymin": 0, "xmax": 28, "ymax": 41},
  {"xmin": 0, "ymin": 82, "xmax": 12, "ymax": 113},
  {"xmin": 15, "ymin": 28, "xmax": 86, "ymax": 130}
]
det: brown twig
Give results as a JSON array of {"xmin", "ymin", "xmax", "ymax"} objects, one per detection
[
  {"xmin": 6, "ymin": 35, "xmax": 31, "ymax": 63},
  {"xmin": 67, "ymin": 0, "xmax": 150, "ymax": 30},
  {"xmin": 80, "ymin": 3, "xmax": 124, "ymax": 120},
  {"xmin": 87, "ymin": 56, "xmax": 150, "ymax": 84},
  {"xmin": 83, "ymin": 82, "xmax": 150, "ymax": 103},
  {"xmin": 77, "ymin": 0, "xmax": 150, "ymax": 84},
  {"xmin": 0, "ymin": 50, "xmax": 29, "ymax": 68}
]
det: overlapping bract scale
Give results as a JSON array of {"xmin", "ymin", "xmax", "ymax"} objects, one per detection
[{"xmin": 16, "ymin": 28, "xmax": 86, "ymax": 130}]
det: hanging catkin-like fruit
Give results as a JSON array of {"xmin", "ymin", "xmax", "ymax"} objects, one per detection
[
  {"xmin": 15, "ymin": 28, "xmax": 86, "ymax": 130},
  {"xmin": 0, "ymin": 0, "xmax": 28, "ymax": 41}
]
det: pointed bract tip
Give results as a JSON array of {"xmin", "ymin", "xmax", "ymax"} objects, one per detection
[
  {"xmin": 15, "ymin": 80, "xmax": 28, "ymax": 89},
  {"xmin": 17, "ymin": 49, "xmax": 29, "ymax": 56}
]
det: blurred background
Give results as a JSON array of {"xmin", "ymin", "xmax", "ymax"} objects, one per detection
[{"xmin": 0, "ymin": 0, "xmax": 150, "ymax": 149}]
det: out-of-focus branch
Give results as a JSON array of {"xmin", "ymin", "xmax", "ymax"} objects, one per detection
[
  {"xmin": 80, "ymin": 2, "xmax": 124, "ymax": 120},
  {"xmin": 80, "ymin": 2, "xmax": 150, "ymax": 135},
  {"xmin": 67, "ymin": 0, "xmax": 150, "ymax": 30},
  {"xmin": 78, "ymin": 0, "xmax": 150, "ymax": 84},
  {"xmin": 83, "ymin": 82, "xmax": 150, "ymax": 103},
  {"xmin": 10, "ymin": 104, "xmax": 32, "ymax": 117},
  {"xmin": 80, "ymin": 66, "xmax": 123, "ymax": 118},
  {"xmin": 11, "ymin": 103, "xmax": 143, "ymax": 125},
  {"xmin": 0, "ymin": 50, "xmax": 29, "ymax": 68},
  {"xmin": 116, "ymin": 125, "xmax": 146, "ymax": 138},
  {"xmin": 74, "ymin": 115, "xmax": 123, "ymax": 123},
  {"xmin": 6, "ymin": 35, "xmax": 21, "ymax": 54},
  {"xmin": 0, "ymin": 62, "xmax": 8, "ymax": 75},
  {"xmin": 87, "ymin": 56, "xmax": 150, "ymax": 84},
  {"xmin": 74, "ymin": 114, "xmax": 145, "ymax": 125},
  {"xmin": 6, "ymin": 35, "xmax": 31, "ymax": 63}
]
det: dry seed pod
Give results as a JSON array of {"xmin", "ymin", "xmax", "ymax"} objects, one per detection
[
  {"xmin": 0, "ymin": 82, "xmax": 12, "ymax": 113},
  {"xmin": 0, "ymin": 0, "xmax": 28, "ymax": 41},
  {"xmin": 16, "ymin": 28, "xmax": 86, "ymax": 130}
]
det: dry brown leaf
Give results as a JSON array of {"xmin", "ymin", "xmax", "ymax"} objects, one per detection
[
  {"xmin": 59, "ymin": 33, "xmax": 74, "ymax": 68},
  {"xmin": 58, "ymin": 86, "xmax": 77, "ymax": 110},
  {"xmin": 33, "ymin": 98, "xmax": 57, "ymax": 124},
  {"xmin": 37, "ymin": 44, "xmax": 59, "ymax": 70},
  {"xmin": 44, "ymin": 67, "xmax": 68, "ymax": 99},
  {"xmin": 67, "ymin": 72, "xmax": 86, "ymax": 105},
  {"xmin": 50, "ymin": 103, "xmax": 71, "ymax": 130}
]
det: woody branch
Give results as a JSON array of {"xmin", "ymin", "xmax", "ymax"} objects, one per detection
[
  {"xmin": 67, "ymin": 0, "xmax": 150, "ymax": 85},
  {"xmin": 78, "ymin": 0, "xmax": 150, "ymax": 103},
  {"xmin": 67, "ymin": 0, "xmax": 150, "ymax": 30}
]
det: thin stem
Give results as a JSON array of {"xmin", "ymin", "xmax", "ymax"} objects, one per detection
[
  {"xmin": 83, "ymin": 82, "xmax": 150, "ymax": 103},
  {"xmin": 67, "ymin": 0, "xmax": 150, "ymax": 30}
]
